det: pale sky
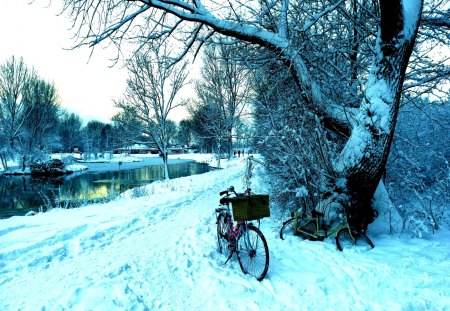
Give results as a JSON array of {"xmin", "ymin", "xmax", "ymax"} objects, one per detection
[{"xmin": 0, "ymin": 0, "xmax": 191, "ymax": 124}]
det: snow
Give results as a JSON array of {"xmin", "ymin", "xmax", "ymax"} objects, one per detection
[
  {"xmin": 334, "ymin": 125, "xmax": 371, "ymax": 173},
  {"xmin": 402, "ymin": 0, "xmax": 422, "ymax": 39},
  {"xmin": 77, "ymin": 155, "xmax": 142, "ymax": 163},
  {"xmin": 1, "ymin": 155, "xmax": 449, "ymax": 310},
  {"xmin": 65, "ymin": 164, "xmax": 88, "ymax": 172},
  {"xmin": 365, "ymin": 78, "xmax": 392, "ymax": 134}
]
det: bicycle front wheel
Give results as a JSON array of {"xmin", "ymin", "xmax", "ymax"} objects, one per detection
[
  {"xmin": 336, "ymin": 228, "xmax": 374, "ymax": 252},
  {"xmin": 216, "ymin": 214, "xmax": 231, "ymax": 256},
  {"xmin": 280, "ymin": 217, "xmax": 315, "ymax": 240},
  {"xmin": 237, "ymin": 225, "xmax": 269, "ymax": 281}
]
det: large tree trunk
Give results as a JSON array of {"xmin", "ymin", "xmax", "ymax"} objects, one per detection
[{"xmin": 335, "ymin": 0, "xmax": 422, "ymax": 229}]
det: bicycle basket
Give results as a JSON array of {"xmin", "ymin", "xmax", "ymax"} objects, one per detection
[{"xmin": 229, "ymin": 195, "xmax": 270, "ymax": 221}]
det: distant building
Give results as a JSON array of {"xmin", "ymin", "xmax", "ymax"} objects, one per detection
[
  {"xmin": 114, "ymin": 144, "xmax": 183, "ymax": 155},
  {"xmin": 114, "ymin": 144, "xmax": 158, "ymax": 154}
]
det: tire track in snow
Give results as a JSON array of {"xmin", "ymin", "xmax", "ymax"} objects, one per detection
[{"xmin": 67, "ymin": 165, "xmax": 247, "ymax": 310}]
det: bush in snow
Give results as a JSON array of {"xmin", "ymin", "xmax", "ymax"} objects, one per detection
[
  {"xmin": 252, "ymin": 66, "xmax": 343, "ymax": 218},
  {"xmin": 30, "ymin": 159, "xmax": 66, "ymax": 176},
  {"xmin": 387, "ymin": 99, "xmax": 450, "ymax": 236}
]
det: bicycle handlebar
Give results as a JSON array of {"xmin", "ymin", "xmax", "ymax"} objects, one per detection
[
  {"xmin": 219, "ymin": 186, "xmax": 236, "ymax": 197},
  {"xmin": 219, "ymin": 186, "xmax": 252, "ymax": 197}
]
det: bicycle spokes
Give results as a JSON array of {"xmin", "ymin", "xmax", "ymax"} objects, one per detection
[
  {"xmin": 242, "ymin": 226, "xmax": 258, "ymax": 251},
  {"xmin": 236, "ymin": 225, "xmax": 269, "ymax": 281}
]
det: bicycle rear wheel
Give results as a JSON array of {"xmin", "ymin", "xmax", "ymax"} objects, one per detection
[
  {"xmin": 237, "ymin": 224, "xmax": 269, "ymax": 281},
  {"xmin": 280, "ymin": 217, "xmax": 295, "ymax": 240},
  {"xmin": 216, "ymin": 214, "xmax": 231, "ymax": 256},
  {"xmin": 336, "ymin": 228, "xmax": 374, "ymax": 252}
]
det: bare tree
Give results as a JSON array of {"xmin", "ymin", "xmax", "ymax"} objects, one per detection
[
  {"xmin": 1, "ymin": 57, "xmax": 63, "ymax": 170},
  {"xmin": 165, "ymin": 119, "xmax": 178, "ymax": 146},
  {"xmin": 116, "ymin": 46, "xmax": 188, "ymax": 180},
  {"xmin": 195, "ymin": 43, "xmax": 250, "ymax": 159},
  {"xmin": 0, "ymin": 56, "xmax": 30, "ymax": 165},
  {"xmin": 189, "ymin": 100, "xmax": 229, "ymax": 168},
  {"xmin": 177, "ymin": 119, "xmax": 194, "ymax": 150},
  {"xmin": 59, "ymin": 111, "xmax": 83, "ymax": 153},
  {"xmin": 403, "ymin": 1, "xmax": 450, "ymax": 102},
  {"xmin": 112, "ymin": 108, "xmax": 146, "ymax": 149},
  {"xmin": 21, "ymin": 76, "xmax": 60, "ymax": 159},
  {"xmin": 59, "ymin": 0, "xmax": 432, "ymax": 229}
]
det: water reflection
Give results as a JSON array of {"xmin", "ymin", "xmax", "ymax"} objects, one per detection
[{"xmin": 0, "ymin": 162, "xmax": 209, "ymax": 218}]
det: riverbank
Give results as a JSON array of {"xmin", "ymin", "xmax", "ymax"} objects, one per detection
[
  {"xmin": 76, "ymin": 152, "xmax": 229, "ymax": 172},
  {"xmin": 0, "ymin": 153, "xmax": 218, "ymax": 175},
  {"xmin": 0, "ymin": 153, "xmax": 217, "ymax": 219}
]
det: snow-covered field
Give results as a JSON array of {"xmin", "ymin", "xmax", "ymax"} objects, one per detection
[{"xmin": 1, "ymin": 155, "xmax": 449, "ymax": 310}]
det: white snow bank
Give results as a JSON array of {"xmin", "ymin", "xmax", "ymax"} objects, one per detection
[
  {"xmin": 175, "ymin": 152, "xmax": 242, "ymax": 169},
  {"xmin": 77, "ymin": 155, "xmax": 142, "ymax": 163},
  {"xmin": 109, "ymin": 155, "xmax": 142, "ymax": 163},
  {"xmin": 65, "ymin": 164, "xmax": 88, "ymax": 172},
  {"xmin": 0, "ymin": 156, "xmax": 449, "ymax": 310}
]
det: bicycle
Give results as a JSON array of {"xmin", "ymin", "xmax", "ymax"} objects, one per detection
[
  {"xmin": 215, "ymin": 186, "xmax": 270, "ymax": 281},
  {"xmin": 280, "ymin": 205, "xmax": 374, "ymax": 251}
]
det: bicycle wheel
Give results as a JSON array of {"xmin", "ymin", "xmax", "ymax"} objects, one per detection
[
  {"xmin": 216, "ymin": 214, "xmax": 231, "ymax": 256},
  {"xmin": 336, "ymin": 228, "xmax": 374, "ymax": 251},
  {"xmin": 280, "ymin": 217, "xmax": 295, "ymax": 240},
  {"xmin": 357, "ymin": 232, "xmax": 375, "ymax": 250},
  {"xmin": 237, "ymin": 224, "xmax": 269, "ymax": 281},
  {"xmin": 280, "ymin": 217, "xmax": 317, "ymax": 240}
]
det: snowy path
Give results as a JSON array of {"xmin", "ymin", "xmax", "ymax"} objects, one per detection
[{"xmin": 1, "ymin": 159, "xmax": 449, "ymax": 310}]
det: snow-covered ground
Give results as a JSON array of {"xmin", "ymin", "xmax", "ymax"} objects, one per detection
[{"xmin": 1, "ymin": 155, "xmax": 449, "ymax": 310}]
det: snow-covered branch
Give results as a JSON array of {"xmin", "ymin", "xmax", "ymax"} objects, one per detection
[{"xmin": 297, "ymin": 0, "xmax": 344, "ymax": 33}]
